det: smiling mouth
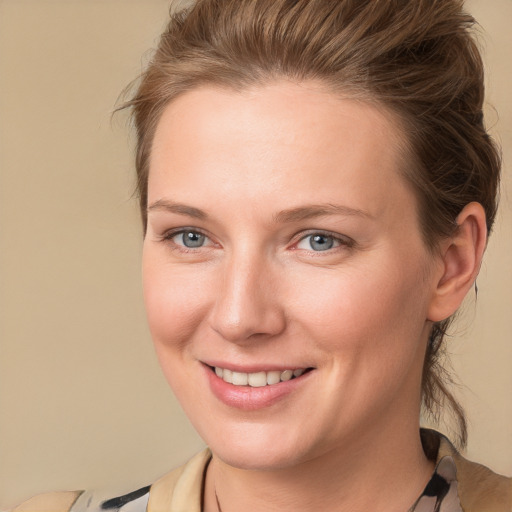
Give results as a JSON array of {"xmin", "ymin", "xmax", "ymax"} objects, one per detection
[{"xmin": 210, "ymin": 366, "xmax": 313, "ymax": 387}]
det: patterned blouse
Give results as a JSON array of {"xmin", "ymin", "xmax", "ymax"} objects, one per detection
[
  {"xmin": 69, "ymin": 460, "xmax": 462, "ymax": 512},
  {"xmin": 13, "ymin": 430, "xmax": 512, "ymax": 512},
  {"xmin": 68, "ymin": 439, "xmax": 463, "ymax": 512}
]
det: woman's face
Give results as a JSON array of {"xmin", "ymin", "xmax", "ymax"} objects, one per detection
[{"xmin": 143, "ymin": 82, "xmax": 441, "ymax": 470}]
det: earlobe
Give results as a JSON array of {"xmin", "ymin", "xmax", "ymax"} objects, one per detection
[{"xmin": 427, "ymin": 202, "xmax": 487, "ymax": 322}]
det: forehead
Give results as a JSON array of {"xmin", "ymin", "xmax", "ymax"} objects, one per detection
[
  {"xmin": 151, "ymin": 81, "xmax": 404, "ymax": 160},
  {"xmin": 149, "ymin": 81, "xmax": 414, "ymax": 220}
]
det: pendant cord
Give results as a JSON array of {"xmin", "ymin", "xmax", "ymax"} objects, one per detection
[{"xmin": 214, "ymin": 485, "xmax": 223, "ymax": 512}]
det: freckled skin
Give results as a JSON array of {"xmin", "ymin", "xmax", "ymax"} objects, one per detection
[{"xmin": 143, "ymin": 82, "xmax": 443, "ymax": 509}]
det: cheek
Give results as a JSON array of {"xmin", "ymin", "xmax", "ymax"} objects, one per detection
[
  {"xmin": 292, "ymin": 260, "xmax": 430, "ymax": 422},
  {"xmin": 142, "ymin": 252, "xmax": 211, "ymax": 352},
  {"xmin": 289, "ymin": 257, "xmax": 430, "ymax": 358},
  {"xmin": 142, "ymin": 255, "xmax": 215, "ymax": 403}
]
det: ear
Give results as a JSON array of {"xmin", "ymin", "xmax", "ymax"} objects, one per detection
[{"xmin": 427, "ymin": 202, "xmax": 488, "ymax": 322}]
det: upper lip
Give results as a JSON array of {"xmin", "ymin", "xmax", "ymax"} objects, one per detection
[{"xmin": 202, "ymin": 361, "xmax": 314, "ymax": 373}]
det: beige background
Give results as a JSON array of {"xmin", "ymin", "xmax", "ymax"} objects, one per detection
[{"xmin": 0, "ymin": 0, "xmax": 510, "ymax": 508}]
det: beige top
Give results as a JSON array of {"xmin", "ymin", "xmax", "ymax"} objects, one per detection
[{"xmin": 12, "ymin": 432, "xmax": 512, "ymax": 512}]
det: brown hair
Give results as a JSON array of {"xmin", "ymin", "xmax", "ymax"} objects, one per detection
[{"xmin": 123, "ymin": 0, "xmax": 501, "ymax": 447}]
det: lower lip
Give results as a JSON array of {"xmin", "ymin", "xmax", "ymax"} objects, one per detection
[{"xmin": 204, "ymin": 365, "xmax": 313, "ymax": 411}]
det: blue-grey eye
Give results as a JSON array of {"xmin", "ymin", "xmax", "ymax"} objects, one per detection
[
  {"xmin": 297, "ymin": 233, "xmax": 338, "ymax": 251},
  {"xmin": 176, "ymin": 231, "xmax": 206, "ymax": 248},
  {"xmin": 309, "ymin": 234, "xmax": 334, "ymax": 251}
]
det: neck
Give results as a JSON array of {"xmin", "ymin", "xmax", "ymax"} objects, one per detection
[{"xmin": 204, "ymin": 420, "xmax": 434, "ymax": 512}]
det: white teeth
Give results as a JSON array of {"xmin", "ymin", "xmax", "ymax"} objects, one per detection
[
  {"xmin": 232, "ymin": 371, "xmax": 248, "ymax": 386},
  {"xmin": 266, "ymin": 371, "xmax": 281, "ymax": 385},
  {"xmin": 248, "ymin": 371, "xmax": 267, "ymax": 387},
  {"xmin": 222, "ymin": 369, "xmax": 232, "ymax": 383},
  {"xmin": 280, "ymin": 369, "xmax": 293, "ymax": 381},
  {"xmin": 214, "ymin": 367, "xmax": 308, "ymax": 387}
]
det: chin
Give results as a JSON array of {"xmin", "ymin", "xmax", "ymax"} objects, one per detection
[
  {"xmin": 198, "ymin": 420, "xmax": 318, "ymax": 471},
  {"xmin": 214, "ymin": 442, "xmax": 303, "ymax": 471}
]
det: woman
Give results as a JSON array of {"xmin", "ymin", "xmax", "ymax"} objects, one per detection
[{"xmin": 12, "ymin": 0, "xmax": 511, "ymax": 511}]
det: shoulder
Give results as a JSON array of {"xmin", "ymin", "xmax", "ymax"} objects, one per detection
[
  {"xmin": 148, "ymin": 448, "xmax": 212, "ymax": 512},
  {"xmin": 11, "ymin": 486, "xmax": 152, "ymax": 512},
  {"xmin": 10, "ymin": 449, "xmax": 212, "ymax": 512},
  {"xmin": 432, "ymin": 430, "xmax": 512, "ymax": 512},
  {"xmin": 443, "ymin": 443, "xmax": 512, "ymax": 512},
  {"xmin": 10, "ymin": 491, "xmax": 82, "ymax": 512},
  {"xmin": 10, "ymin": 487, "xmax": 152, "ymax": 512}
]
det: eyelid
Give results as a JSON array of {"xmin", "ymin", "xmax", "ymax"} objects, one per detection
[
  {"xmin": 156, "ymin": 226, "xmax": 353, "ymax": 252},
  {"xmin": 161, "ymin": 226, "xmax": 207, "ymax": 238},
  {"xmin": 159, "ymin": 227, "xmax": 217, "ymax": 249},
  {"xmin": 293, "ymin": 230, "xmax": 355, "ymax": 251}
]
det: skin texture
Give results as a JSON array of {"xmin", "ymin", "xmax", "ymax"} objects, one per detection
[{"xmin": 142, "ymin": 82, "xmax": 487, "ymax": 512}]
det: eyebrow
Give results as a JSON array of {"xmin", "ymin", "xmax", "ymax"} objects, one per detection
[
  {"xmin": 147, "ymin": 199, "xmax": 207, "ymax": 220},
  {"xmin": 148, "ymin": 199, "xmax": 373, "ymax": 224},
  {"xmin": 273, "ymin": 204, "xmax": 374, "ymax": 223}
]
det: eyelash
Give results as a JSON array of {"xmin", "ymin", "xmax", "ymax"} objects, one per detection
[
  {"xmin": 159, "ymin": 228, "xmax": 215, "ymax": 253},
  {"xmin": 158, "ymin": 228, "xmax": 354, "ymax": 254},
  {"xmin": 294, "ymin": 231, "xmax": 354, "ymax": 254}
]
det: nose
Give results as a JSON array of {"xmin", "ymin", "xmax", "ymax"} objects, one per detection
[{"xmin": 208, "ymin": 252, "xmax": 286, "ymax": 343}]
